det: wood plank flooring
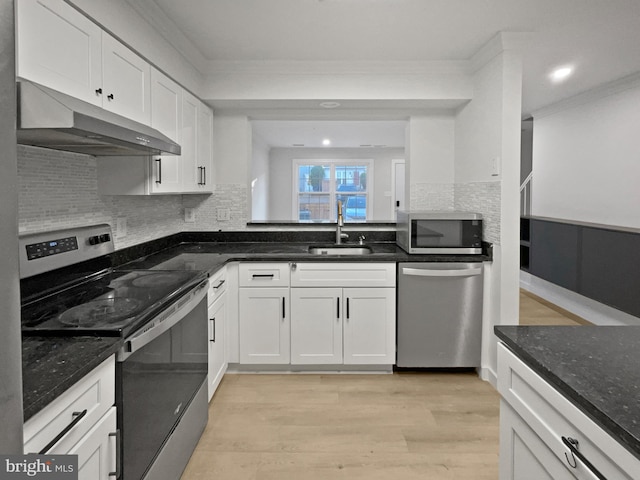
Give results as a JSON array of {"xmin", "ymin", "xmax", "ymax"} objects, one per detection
[{"xmin": 181, "ymin": 290, "xmax": 583, "ymax": 480}]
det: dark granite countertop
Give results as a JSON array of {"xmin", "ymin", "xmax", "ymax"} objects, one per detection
[
  {"xmin": 22, "ymin": 336, "xmax": 123, "ymax": 421},
  {"xmin": 122, "ymin": 241, "xmax": 490, "ymax": 275},
  {"xmin": 22, "ymin": 234, "xmax": 491, "ymax": 420},
  {"xmin": 495, "ymin": 325, "xmax": 640, "ymax": 460}
]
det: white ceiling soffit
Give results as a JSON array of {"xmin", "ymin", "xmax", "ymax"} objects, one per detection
[
  {"xmin": 134, "ymin": 0, "xmax": 640, "ymax": 116},
  {"xmin": 252, "ymin": 120, "xmax": 406, "ymax": 149}
]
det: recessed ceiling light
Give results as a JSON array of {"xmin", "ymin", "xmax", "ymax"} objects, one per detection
[
  {"xmin": 550, "ymin": 66, "xmax": 573, "ymax": 83},
  {"xmin": 322, "ymin": 138, "xmax": 331, "ymax": 146},
  {"xmin": 319, "ymin": 101, "xmax": 341, "ymax": 109}
]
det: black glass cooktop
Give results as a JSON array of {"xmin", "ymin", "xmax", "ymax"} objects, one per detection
[{"xmin": 21, "ymin": 269, "xmax": 207, "ymax": 338}]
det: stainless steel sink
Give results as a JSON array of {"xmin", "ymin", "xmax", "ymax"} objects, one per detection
[{"xmin": 308, "ymin": 245, "xmax": 373, "ymax": 255}]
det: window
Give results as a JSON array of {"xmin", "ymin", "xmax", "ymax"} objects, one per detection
[{"xmin": 294, "ymin": 160, "xmax": 372, "ymax": 222}]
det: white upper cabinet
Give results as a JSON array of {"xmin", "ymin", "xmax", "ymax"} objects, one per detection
[
  {"xmin": 180, "ymin": 90, "xmax": 200, "ymax": 192},
  {"xmin": 17, "ymin": 0, "xmax": 151, "ymax": 125},
  {"xmin": 196, "ymin": 100, "xmax": 214, "ymax": 193},
  {"xmin": 101, "ymin": 33, "xmax": 151, "ymax": 125},
  {"xmin": 149, "ymin": 68, "xmax": 182, "ymax": 194},
  {"xmin": 16, "ymin": 0, "xmax": 102, "ymax": 106}
]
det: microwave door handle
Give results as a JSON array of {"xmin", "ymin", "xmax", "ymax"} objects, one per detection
[{"xmin": 401, "ymin": 267, "xmax": 482, "ymax": 278}]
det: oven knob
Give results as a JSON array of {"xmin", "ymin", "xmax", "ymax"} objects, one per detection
[
  {"xmin": 99, "ymin": 234, "xmax": 111, "ymax": 243},
  {"xmin": 89, "ymin": 235, "xmax": 99, "ymax": 245}
]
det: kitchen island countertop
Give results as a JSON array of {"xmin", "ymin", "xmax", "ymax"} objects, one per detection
[{"xmin": 495, "ymin": 325, "xmax": 640, "ymax": 460}]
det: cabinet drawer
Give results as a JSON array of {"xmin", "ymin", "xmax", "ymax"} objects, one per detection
[
  {"xmin": 239, "ymin": 263, "xmax": 290, "ymax": 287},
  {"xmin": 498, "ymin": 343, "xmax": 640, "ymax": 479},
  {"xmin": 24, "ymin": 356, "xmax": 115, "ymax": 454},
  {"xmin": 290, "ymin": 263, "xmax": 395, "ymax": 288},
  {"xmin": 209, "ymin": 267, "xmax": 227, "ymax": 305}
]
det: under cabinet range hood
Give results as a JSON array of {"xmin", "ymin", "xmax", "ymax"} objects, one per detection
[{"xmin": 17, "ymin": 81, "xmax": 181, "ymax": 156}]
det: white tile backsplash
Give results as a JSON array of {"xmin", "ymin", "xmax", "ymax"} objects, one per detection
[
  {"xmin": 455, "ymin": 181, "xmax": 501, "ymax": 244},
  {"xmin": 18, "ymin": 145, "xmax": 185, "ymax": 249},
  {"xmin": 410, "ymin": 180, "xmax": 501, "ymax": 245},
  {"xmin": 183, "ymin": 184, "xmax": 249, "ymax": 231},
  {"xmin": 410, "ymin": 183, "xmax": 455, "ymax": 211},
  {"xmin": 18, "ymin": 145, "xmax": 503, "ymax": 248}
]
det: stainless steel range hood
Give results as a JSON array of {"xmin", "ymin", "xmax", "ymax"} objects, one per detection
[{"xmin": 17, "ymin": 81, "xmax": 181, "ymax": 156}]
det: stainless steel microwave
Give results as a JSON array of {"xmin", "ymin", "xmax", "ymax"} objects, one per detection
[{"xmin": 396, "ymin": 211, "xmax": 483, "ymax": 254}]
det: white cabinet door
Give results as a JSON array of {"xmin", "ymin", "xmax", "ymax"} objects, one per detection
[
  {"xmin": 208, "ymin": 292, "xmax": 227, "ymax": 400},
  {"xmin": 67, "ymin": 407, "xmax": 118, "ymax": 480},
  {"xmin": 343, "ymin": 287, "xmax": 395, "ymax": 365},
  {"xmin": 16, "ymin": 0, "xmax": 102, "ymax": 106},
  {"xmin": 180, "ymin": 90, "xmax": 200, "ymax": 193},
  {"xmin": 290, "ymin": 288, "xmax": 342, "ymax": 364},
  {"xmin": 500, "ymin": 401, "xmax": 577, "ymax": 480},
  {"xmin": 149, "ymin": 68, "xmax": 182, "ymax": 194},
  {"xmin": 239, "ymin": 288, "xmax": 290, "ymax": 364},
  {"xmin": 196, "ymin": 101, "xmax": 214, "ymax": 193},
  {"xmin": 101, "ymin": 33, "xmax": 151, "ymax": 125}
]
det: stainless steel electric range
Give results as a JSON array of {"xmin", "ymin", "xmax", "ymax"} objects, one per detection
[{"xmin": 20, "ymin": 224, "xmax": 209, "ymax": 480}]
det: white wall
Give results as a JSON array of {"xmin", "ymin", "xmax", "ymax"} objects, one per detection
[
  {"xmin": 406, "ymin": 114, "xmax": 456, "ymax": 210},
  {"xmin": 251, "ymin": 133, "xmax": 270, "ymax": 221},
  {"xmin": 213, "ymin": 115, "xmax": 252, "ymax": 184},
  {"xmin": 454, "ymin": 49, "xmax": 523, "ymax": 385},
  {"xmin": 531, "ymin": 78, "xmax": 640, "ymax": 229},
  {"xmin": 266, "ymin": 147, "xmax": 404, "ymax": 221}
]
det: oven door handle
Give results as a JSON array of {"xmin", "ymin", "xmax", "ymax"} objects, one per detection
[{"xmin": 118, "ymin": 280, "xmax": 208, "ymax": 361}]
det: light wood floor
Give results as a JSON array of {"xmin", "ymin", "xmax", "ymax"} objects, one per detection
[{"xmin": 181, "ymin": 291, "xmax": 585, "ymax": 480}]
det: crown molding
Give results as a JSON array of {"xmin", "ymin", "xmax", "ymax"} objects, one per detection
[
  {"xmin": 470, "ymin": 32, "xmax": 533, "ymax": 73},
  {"xmin": 532, "ymin": 70, "xmax": 640, "ymax": 119},
  {"xmin": 204, "ymin": 60, "xmax": 471, "ymax": 77},
  {"xmin": 123, "ymin": 0, "xmax": 208, "ymax": 73}
]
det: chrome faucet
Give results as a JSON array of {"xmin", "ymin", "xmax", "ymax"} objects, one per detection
[{"xmin": 336, "ymin": 200, "xmax": 349, "ymax": 244}]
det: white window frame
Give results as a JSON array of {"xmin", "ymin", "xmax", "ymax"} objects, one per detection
[{"xmin": 292, "ymin": 159, "xmax": 374, "ymax": 222}]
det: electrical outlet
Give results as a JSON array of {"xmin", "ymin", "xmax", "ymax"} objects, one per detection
[
  {"xmin": 116, "ymin": 217, "xmax": 127, "ymax": 238},
  {"xmin": 217, "ymin": 208, "xmax": 231, "ymax": 221},
  {"xmin": 184, "ymin": 208, "xmax": 195, "ymax": 223},
  {"xmin": 491, "ymin": 157, "xmax": 501, "ymax": 176}
]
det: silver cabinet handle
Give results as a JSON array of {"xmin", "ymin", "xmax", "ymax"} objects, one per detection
[
  {"xmin": 402, "ymin": 267, "xmax": 482, "ymax": 277},
  {"xmin": 155, "ymin": 158, "xmax": 162, "ymax": 184},
  {"xmin": 210, "ymin": 317, "xmax": 216, "ymax": 342},
  {"xmin": 109, "ymin": 429, "xmax": 121, "ymax": 478},
  {"xmin": 212, "ymin": 279, "xmax": 225, "ymax": 289}
]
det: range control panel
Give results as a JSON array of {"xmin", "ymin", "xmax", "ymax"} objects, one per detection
[
  {"xmin": 25, "ymin": 236, "xmax": 78, "ymax": 261},
  {"xmin": 19, "ymin": 224, "xmax": 115, "ymax": 279}
]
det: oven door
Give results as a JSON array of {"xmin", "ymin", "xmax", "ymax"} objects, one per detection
[{"xmin": 116, "ymin": 282, "xmax": 208, "ymax": 480}]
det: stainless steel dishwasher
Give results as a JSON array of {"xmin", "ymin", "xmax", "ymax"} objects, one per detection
[{"xmin": 397, "ymin": 262, "xmax": 483, "ymax": 368}]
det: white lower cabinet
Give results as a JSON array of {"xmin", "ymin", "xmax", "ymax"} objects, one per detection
[
  {"xmin": 239, "ymin": 287, "xmax": 290, "ymax": 364},
  {"xmin": 208, "ymin": 290, "xmax": 227, "ymax": 399},
  {"xmin": 500, "ymin": 400, "xmax": 577, "ymax": 480},
  {"xmin": 341, "ymin": 287, "xmax": 395, "ymax": 364},
  {"xmin": 236, "ymin": 262, "xmax": 396, "ymax": 367},
  {"xmin": 23, "ymin": 356, "xmax": 117, "ymax": 480},
  {"xmin": 238, "ymin": 263, "xmax": 291, "ymax": 364},
  {"xmin": 290, "ymin": 286, "xmax": 395, "ymax": 365},
  {"xmin": 290, "ymin": 287, "xmax": 343, "ymax": 364},
  {"xmin": 67, "ymin": 407, "xmax": 118, "ymax": 480},
  {"xmin": 498, "ymin": 343, "xmax": 640, "ymax": 480}
]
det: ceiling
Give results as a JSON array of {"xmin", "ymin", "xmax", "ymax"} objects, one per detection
[{"xmin": 129, "ymin": 0, "xmax": 640, "ymax": 147}]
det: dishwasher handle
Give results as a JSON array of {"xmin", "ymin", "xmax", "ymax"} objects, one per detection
[{"xmin": 402, "ymin": 266, "xmax": 482, "ymax": 278}]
